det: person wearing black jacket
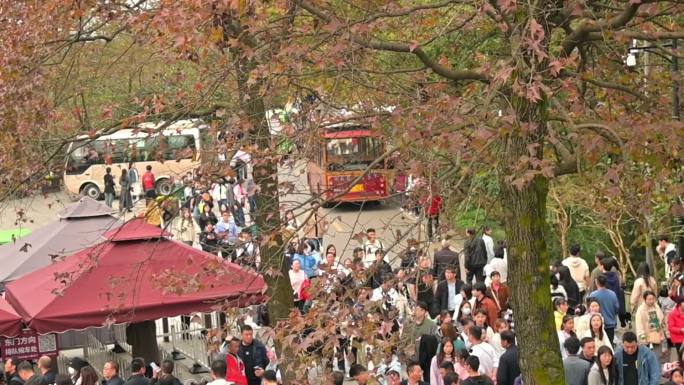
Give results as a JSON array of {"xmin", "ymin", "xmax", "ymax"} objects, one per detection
[
  {"xmin": 433, "ymin": 239, "xmax": 460, "ymax": 281},
  {"xmin": 417, "ymin": 271, "xmax": 439, "ymax": 318},
  {"xmin": 238, "ymin": 325, "xmax": 269, "ymax": 385},
  {"xmin": 558, "ymin": 265, "xmax": 581, "ymax": 307},
  {"xmin": 496, "ymin": 331, "xmax": 520, "ymax": 385},
  {"xmin": 101, "ymin": 361, "xmax": 124, "ymax": 385},
  {"xmin": 5, "ymin": 357, "xmax": 24, "ymax": 385},
  {"xmin": 38, "ymin": 356, "xmax": 57, "ymax": 385},
  {"xmin": 123, "ymin": 358, "xmax": 150, "ymax": 385},
  {"xmin": 368, "ymin": 250, "xmax": 393, "ymax": 289},
  {"xmin": 464, "ymin": 229, "xmax": 487, "ymax": 283},
  {"xmin": 435, "ymin": 267, "xmax": 463, "ymax": 316},
  {"xmin": 150, "ymin": 361, "xmax": 181, "ymax": 385}
]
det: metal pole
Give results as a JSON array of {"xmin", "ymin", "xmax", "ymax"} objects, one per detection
[{"xmin": 672, "ymin": 39, "xmax": 681, "ymax": 121}]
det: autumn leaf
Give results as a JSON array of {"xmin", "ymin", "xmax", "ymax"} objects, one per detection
[{"xmin": 548, "ymin": 60, "xmax": 564, "ymax": 76}]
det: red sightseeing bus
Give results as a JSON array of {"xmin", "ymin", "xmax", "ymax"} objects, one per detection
[{"xmin": 306, "ymin": 124, "xmax": 393, "ymax": 203}]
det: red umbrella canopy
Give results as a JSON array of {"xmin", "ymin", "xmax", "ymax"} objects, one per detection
[
  {"xmin": 0, "ymin": 297, "xmax": 22, "ymax": 337},
  {"xmin": 4, "ymin": 219, "xmax": 266, "ymax": 334}
]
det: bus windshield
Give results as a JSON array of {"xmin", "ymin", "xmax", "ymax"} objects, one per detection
[{"xmin": 325, "ymin": 136, "xmax": 383, "ymax": 171}]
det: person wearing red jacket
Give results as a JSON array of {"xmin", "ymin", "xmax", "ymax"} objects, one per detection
[
  {"xmin": 668, "ymin": 300, "xmax": 684, "ymax": 351},
  {"xmin": 225, "ymin": 338, "xmax": 248, "ymax": 385},
  {"xmin": 422, "ymin": 189, "xmax": 442, "ymax": 241},
  {"xmin": 473, "ymin": 282, "xmax": 500, "ymax": 327}
]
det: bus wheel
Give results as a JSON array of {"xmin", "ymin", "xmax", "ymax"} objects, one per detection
[
  {"xmin": 155, "ymin": 178, "xmax": 173, "ymax": 196},
  {"xmin": 81, "ymin": 183, "xmax": 101, "ymax": 200}
]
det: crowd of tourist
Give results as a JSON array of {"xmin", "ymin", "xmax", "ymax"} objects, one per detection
[
  {"xmin": 11, "ymin": 150, "xmax": 682, "ymax": 385},
  {"xmin": 273, "ymin": 225, "xmax": 681, "ymax": 385}
]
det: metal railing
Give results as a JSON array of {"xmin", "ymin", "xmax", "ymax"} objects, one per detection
[
  {"xmin": 113, "ymin": 324, "xmax": 132, "ymax": 354},
  {"xmin": 83, "ymin": 331, "xmax": 132, "ymax": 379}
]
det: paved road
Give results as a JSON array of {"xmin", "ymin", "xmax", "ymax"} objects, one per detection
[
  {"xmin": 276, "ymin": 161, "xmax": 424, "ymax": 267},
  {"xmin": 0, "ymin": 162, "xmax": 427, "ymax": 263}
]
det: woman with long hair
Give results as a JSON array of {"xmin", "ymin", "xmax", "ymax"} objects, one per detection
[
  {"xmin": 198, "ymin": 203, "xmax": 218, "ymax": 231},
  {"xmin": 635, "ymin": 290, "xmax": 665, "ymax": 355},
  {"xmin": 78, "ymin": 367, "xmax": 99, "ymax": 385},
  {"xmin": 325, "ymin": 244, "xmax": 337, "ymax": 260},
  {"xmin": 453, "ymin": 348, "xmax": 470, "ymax": 382},
  {"xmin": 454, "ymin": 283, "xmax": 475, "ymax": 321},
  {"xmin": 583, "ymin": 313, "xmax": 613, "ymax": 351},
  {"xmin": 558, "ymin": 314, "xmax": 577, "ymax": 359},
  {"xmin": 458, "ymin": 301, "xmax": 474, "ymax": 325},
  {"xmin": 490, "ymin": 318, "xmax": 509, "ymax": 354},
  {"xmin": 558, "ymin": 265, "xmax": 581, "ymax": 307},
  {"xmin": 588, "ymin": 346, "xmax": 618, "ymax": 385},
  {"xmin": 283, "ymin": 209, "xmax": 299, "ymax": 233},
  {"xmin": 576, "ymin": 298, "xmax": 601, "ymax": 337},
  {"xmin": 429, "ymin": 338, "xmax": 456, "ymax": 385},
  {"xmin": 631, "ymin": 262, "xmax": 658, "ymax": 313},
  {"xmin": 473, "ymin": 308, "xmax": 495, "ymax": 342},
  {"xmin": 551, "ymin": 273, "xmax": 568, "ymax": 301},
  {"xmin": 118, "ymin": 169, "xmax": 133, "ymax": 212},
  {"xmin": 173, "ymin": 207, "xmax": 198, "ymax": 246}
]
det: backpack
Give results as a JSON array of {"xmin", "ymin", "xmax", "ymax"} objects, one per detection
[{"xmin": 142, "ymin": 172, "xmax": 155, "ymax": 190}]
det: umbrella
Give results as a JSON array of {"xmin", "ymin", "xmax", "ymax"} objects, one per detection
[
  {"xmin": 4, "ymin": 219, "xmax": 265, "ymax": 334},
  {"xmin": 0, "ymin": 297, "xmax": 22, "ymax": 337},
  {"xmin": 0, "ymin": 197, "xmax": 120, "ymax": 284}
]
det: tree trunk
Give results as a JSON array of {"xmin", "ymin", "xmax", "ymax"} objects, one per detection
[
  {"xmin": 501, "ymin": 99, "xmax": 564, "ymax": 384},
  {"xmin": 224, "ymin": 4, "xmax": 295, "ymax": 379},
  {"xmin": 234, "ymin": 37, "xmax": 295, "ymax": 384}
]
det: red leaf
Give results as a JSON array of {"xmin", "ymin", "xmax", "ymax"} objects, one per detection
[
  {"xmin": 438, "ymin": 55, "xmax": 450, "ymax": 67},
  {"xmin": 323, "ymin": 18, "xmax": 343, "ymax": 33},
  {"xmin": 409, "ymin": 41, "xmax": 420, "ymax": 52},
  {"xmin": 548, "ymin": 60, "xmax": 564, "ymax": 76}
]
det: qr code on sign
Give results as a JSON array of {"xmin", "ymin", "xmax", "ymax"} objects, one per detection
[{"xmin": 38, "ymin": 334, "xmax": 57, "ymax": 352}]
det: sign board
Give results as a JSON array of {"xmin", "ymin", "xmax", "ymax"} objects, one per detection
[{"xmin": 0, "ymin": 330, "xmax": 59, "ymax": 360}]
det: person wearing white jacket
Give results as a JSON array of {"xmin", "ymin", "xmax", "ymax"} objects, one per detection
[{"xmin": 582, "ymin": 313, "xmax": 613, "ymax": 352}]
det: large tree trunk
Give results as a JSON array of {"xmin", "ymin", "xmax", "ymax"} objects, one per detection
[
  {"xmin": 228, "ymin": 7, "xmax": 295, "ymax": 381},
  {"xmin": 501, "ymin": 99, "xmax": 564, "ymax": 384},
  {"xmin": 237, "ymin": 69, "xmax": 295, "ymax": 385}
]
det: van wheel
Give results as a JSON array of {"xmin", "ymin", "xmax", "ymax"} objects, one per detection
[
  {"xmin": 155, "ymin": 178, "xmax": 173, "ymax": 196},
  {"xmin": 81, "ymin": 183, "xmax": 101, "ymax": 200}
]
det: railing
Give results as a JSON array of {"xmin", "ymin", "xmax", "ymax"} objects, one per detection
[
  {"xmin": 113, "ymin": 324, "xmax": 132, "ymax": 354},
  {"xmin": 83, "ymin": 331, "xmax": 132, "ymax": 379},
  {"xmin": 162, "ymin": 324, "xmax": 213, "ymax": 373}
]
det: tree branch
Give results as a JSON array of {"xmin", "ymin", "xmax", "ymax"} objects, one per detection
[
  {"xmin": 299, "ymin": 0, "xmax": 489, "ymax": 83},
  {"xmin": 560, "ymin": 70, "xmax": 647, "ymax": 102},
  {"xmin": 561, "ymin": 3, "xmax": 642, "ymax": 56}
]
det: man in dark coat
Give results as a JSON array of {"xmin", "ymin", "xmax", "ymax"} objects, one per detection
[
  {"xmin": 238, "ymin": 325, "xmax": 269, "ymax": 385},
  {"xmin": 368, "ymin": 250, "xmax": 393, "ymax": 289},
  {"xmin": 433, "ymin": 239, "xmax": 460, "ymax": 281},
  {"xmin": 38, "ymin": 356, "xmax": 56, "ymax": 385},
  {"xmin": 496, "ymin": 331, "xmax": 520, "ymax": 385},
  {"xmin": 4, "ymin": 357, "xmax": 24, "ymax": 385},
  {"xmin": 464, "ymin": 229, "xmax": 487, "ymax": 283},
  {"xmin": 124, "ymin": 358, "xmax": 150, "ymax": 385},
  {"xmin": 17, "ymin": 361, "xmax": 44, "ymax": 385},
  {"xmin": 102, "ymin": 361, "xmax": 125, "ymax": 385},
  {"xmin": 435, "ymin": 266, "xmax": 463, "ymax": 316}
]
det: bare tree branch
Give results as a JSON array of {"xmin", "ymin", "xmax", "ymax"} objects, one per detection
[
  {"xmin": 299, "ymin": 0, "xmax": 489, "ymax": 83},
  {"xmin": 561, "ymin": 3, "xmax": 642, "ymax": 56}
]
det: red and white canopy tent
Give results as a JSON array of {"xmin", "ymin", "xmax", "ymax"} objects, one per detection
[
  {"xmin": 4, "ymin": 219, "xmax": 266, "ymax": 334},
  {"xmin": 0, "ymin": 297, "xmax": 22, "ymax": 337}
]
